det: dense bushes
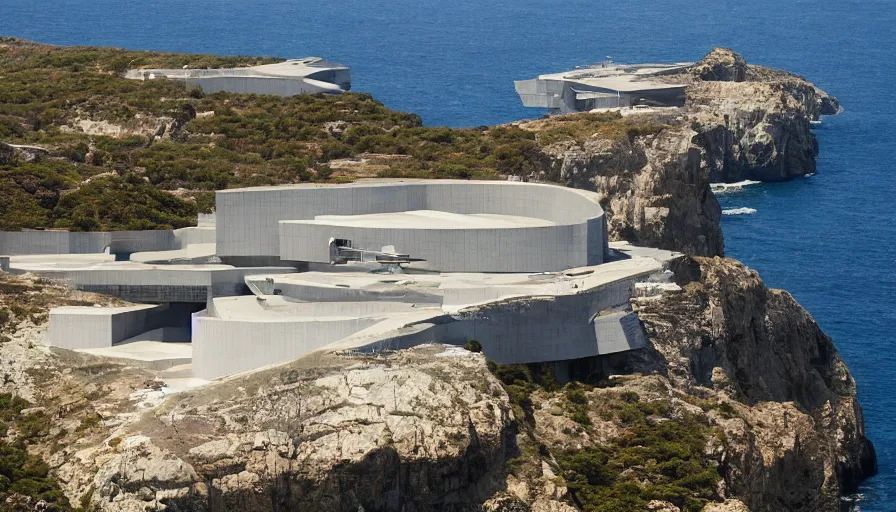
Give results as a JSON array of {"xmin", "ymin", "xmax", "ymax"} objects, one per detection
[
  {"xmin": 53, "ymin": 175, "xmax": 197, "ymax": 231},
  {"xmin": 556, "ymin": 392, "xmax": 720, "ymax": 512},
  {"xmin": 0, "ymin": 38, "xmax": 667, "ymax": 231}
]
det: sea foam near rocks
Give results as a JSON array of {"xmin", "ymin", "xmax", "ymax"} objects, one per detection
[
  {"xmin": 722, "ymin": 207, "xmax": 757, "ymax": 215},
  {"xmin": 711, "ymin": 180, "xmax": 761, "ymax": 194}
]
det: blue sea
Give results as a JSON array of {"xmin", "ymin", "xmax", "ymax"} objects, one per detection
[{"xmin": 2, "ymin": 0, "xmax": 894, "ymax": 507}]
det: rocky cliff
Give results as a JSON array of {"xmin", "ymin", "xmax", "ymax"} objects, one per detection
[
  {"xmin": 0, "ymin": 257, "xmax": 873, "ymax": 512},
  {"xmin": 0, "ymin": 42, "xmax": 874, "ymax": 512},
  {"xmin": 632, "ymin": 257, "xmax": 876, "ymax": 510},
  {"xmin": 514, "ymin": 48, "xmax": 841, "ymax": 258},
  {"xmin": 531, "ymin": 124, "xmax": 723, "ymax": 258},
  {"xmin": 684, "ymin": 48, "xmax": 840, "ymax": 183}
]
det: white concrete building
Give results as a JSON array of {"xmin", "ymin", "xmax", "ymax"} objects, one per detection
[
  {"xmin": 217, "ymin": 180, "xmax": 609, "ymax": 272},
  {"xmin": 123, "ymin": 58, "xmax": 351, "ymax": 96},
  {"xmin": 515, "ymin": 62, "xmax": 691, "ymax": 113},
  {"xmin": 0, "ymin": 181, "xmax": 681, "ymax": 383}
]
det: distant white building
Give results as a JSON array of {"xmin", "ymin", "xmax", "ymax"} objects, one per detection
[
  {"xmin": 124, "ymin": 57, "xmax": 351, "ymax": 96},
  {"xmin": 515, "ymin": 62, "xmax": 691, "ymax": 112}
]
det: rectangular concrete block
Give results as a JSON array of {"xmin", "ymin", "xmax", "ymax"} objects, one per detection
[{"xmin": 46, "ymin": 305, "xmax": 161, "ymax": 350}]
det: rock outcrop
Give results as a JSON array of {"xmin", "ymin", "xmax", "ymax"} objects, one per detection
[
  {"xmin": 683, "ymin": 48, "xmax": 840, "ymax": 182},
  {"xmin": 0, "ymin": 43, "xmax": 873, "ymax": 512},
  {"xmin": 514, "ymin": 48, "xmax": 842, "ymax": 258},
  {"xmin": 633, "ymin": 257, "xmax": 877, "ymax": 510},
  {"xmin": 691, "ymin": 48, "xmax": 748, "ymax": 82},
  {"xmin": 60, "ymin": 346, "xmax": 513, "ymax": 512},
  {"xmin": 533, "ymin": 125, "xmax": 724, "ymax": 257},
  {"xmin": 0, "ymin": 261, "xmax": 877, "ymax": 512}
]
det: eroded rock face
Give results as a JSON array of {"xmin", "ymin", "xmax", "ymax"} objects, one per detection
[
  {"xmin": 692, "ymin": 48, "xmax": 748, "ymax": 82},
  {"xmin": 684, "ymin": 48, "xmax": 840, "ymax": 182},
  {"xmin": 689, "ymin": 80, "xmax": 823, "ymax": 182},
  {"xmin": 515, "ymin": 49, "xmax": 841, "ymax": 256},
  {"xmin": 65, "ymin": 346, "xmax": 514, "ymax": 512},
  {"xmin": 633, "ymin": 257, "xmax": 877, "ymax": 510},
  {"xmin": 536, "ymin": 127, "xmax": 724, "ymax": 257},
  {"xmin": 0, "ymin": 270, "xmax": 876, "ymax": 512}
]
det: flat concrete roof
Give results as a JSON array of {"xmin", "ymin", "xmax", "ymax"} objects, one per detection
[
  {"xmin": 254, "ymin": 243, "xmax": 678, "ymax": 311},
  {"xmin": 78, "ymin": 341, "xmax": 192, "ymax": 371},
  {"xmin": 211, "ymin": 295, "xmax": 435, "ymax": 321},
  {"xmin": 538, "ymin": 62, "xmax": 692, "ymax": 81},
  {"xmin": 126, "ymin": 57, "xmax": 348, "ymax": 80},
  {"xmin": 292, "ymin": 210, "xmax": 555, "ymax": 229},
  {"xmin": 50, "ymin": 304, "xmax": 155, "ymax": 315},
  {"xmin": 529, "ymin": 62, "xmax": 691, "ymax": 94},
  {"xmin": 570, "ymin": 76, "xmax": 687, "ymax": 93},
  {"xmin": 9, "ymin": 254, "xmax": 235, "ymax": 272}
]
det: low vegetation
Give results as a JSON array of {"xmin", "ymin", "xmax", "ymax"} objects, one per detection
[
  {"xmin": 556, "ymin": 390, "xmax": 720, "ymax": 512},
  {"xmin": 0, "ymin": 37, "xmax": 670, "ymax": 231},
  {"xmin": 0, "ymin": 273, "xmax": 118, "ymax": 331},
  {"xmin": 486, "ymin": 359, "xmax": 721, "ymax": 512},
  {"xmin": 0, "ymin": 393, "xmax": 73, "ymax": 511}
]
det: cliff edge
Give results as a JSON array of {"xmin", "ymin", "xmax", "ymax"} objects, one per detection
[{"xmin": 0, "ymin": 259, "xmax": 873, "ymax": 512}]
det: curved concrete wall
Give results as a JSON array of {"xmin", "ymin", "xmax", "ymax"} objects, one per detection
[{"xmin": 217, "ymin": 181, "xmax": 608, "ymax": 273}]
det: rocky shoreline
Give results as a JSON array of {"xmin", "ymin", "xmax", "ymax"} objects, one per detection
[{"xmin": 0, "ymin": 43, "xmax": 876, "ymax": 511}]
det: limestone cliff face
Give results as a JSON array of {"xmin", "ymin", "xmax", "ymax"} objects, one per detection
[
  {"xmin": 0, "ymin": 269, "xmax": 876, "ymax": 512},
  {"xmin": 535, "ymin": 127, "xmax": 724, "ymax": 257},
  {"xmin": 633, "ymin": 257, "xmax": 877, "ymax": 511},
  {"xmin": 684, "ymin": 48, "xmax": 840, "ymax": 182},
  {"xmin": 60, "ymin": 347, "xmax": 514, "ymax": 512}
]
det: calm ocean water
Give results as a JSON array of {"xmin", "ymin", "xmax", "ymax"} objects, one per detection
[{"xmin": 3, "ymin": 0, "xmax": 894, "ymax": 507}]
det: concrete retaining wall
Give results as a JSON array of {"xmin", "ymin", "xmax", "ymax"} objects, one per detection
[
  {"xmin": 341, "ymin": 304, "xmax": 648, "ymax": 366},
  {"xmin": 184, "ymin": 76, "xmax": 342, "ymax": 96},
  {"xmin": 173, "ymin": 227, "xmax": 216, "ymax": 248},
  {"xmin": 35, "ymin": 267, "xmax": 294, "ymax": 303},
  {"xmin": 46, "ymin": 305, "xmax": 162, "ymax": 349},
  {"xmin": 46, "ymin": 303, "xmax": 201, "ymax": 349},
  {"xmin": 0, "ymin": 227, "xmax": 214, "ymax": 256},
  {"xmin": 195, "ymin": 267, "xmax": 652, "ymax": 378}
]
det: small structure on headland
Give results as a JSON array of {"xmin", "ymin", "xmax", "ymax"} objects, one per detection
[
  {"xmin": 124, "ymin": 58, "xmax": 351, "ymax": 96},
  {"xmin": 515, "ymin": 60, "xmax": 691, "ymax": 113}
]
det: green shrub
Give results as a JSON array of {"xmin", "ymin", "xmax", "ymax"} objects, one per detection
[
  {"xmin": 556, "ymin": 404, "xmax": 720, "ymax": 512},
  {"xmin": 0, "ymin": 393, "xmax": 74, "ymax": 510},
  {"xmin": 464, "ymin": 339, "xmax": 482, "ymax": 353}
]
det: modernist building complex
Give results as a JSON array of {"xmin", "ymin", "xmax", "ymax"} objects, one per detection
[
  {"xmin": 124, "ymin": 58, "xmax": 351, "ymax": 96},
  {"xmin": 515, "ymin": 62, "xmax": 691, "ymax": 113},
  {"xmin": 1, "ymin": 180, "xmax": 680, "ymax": 382}
]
